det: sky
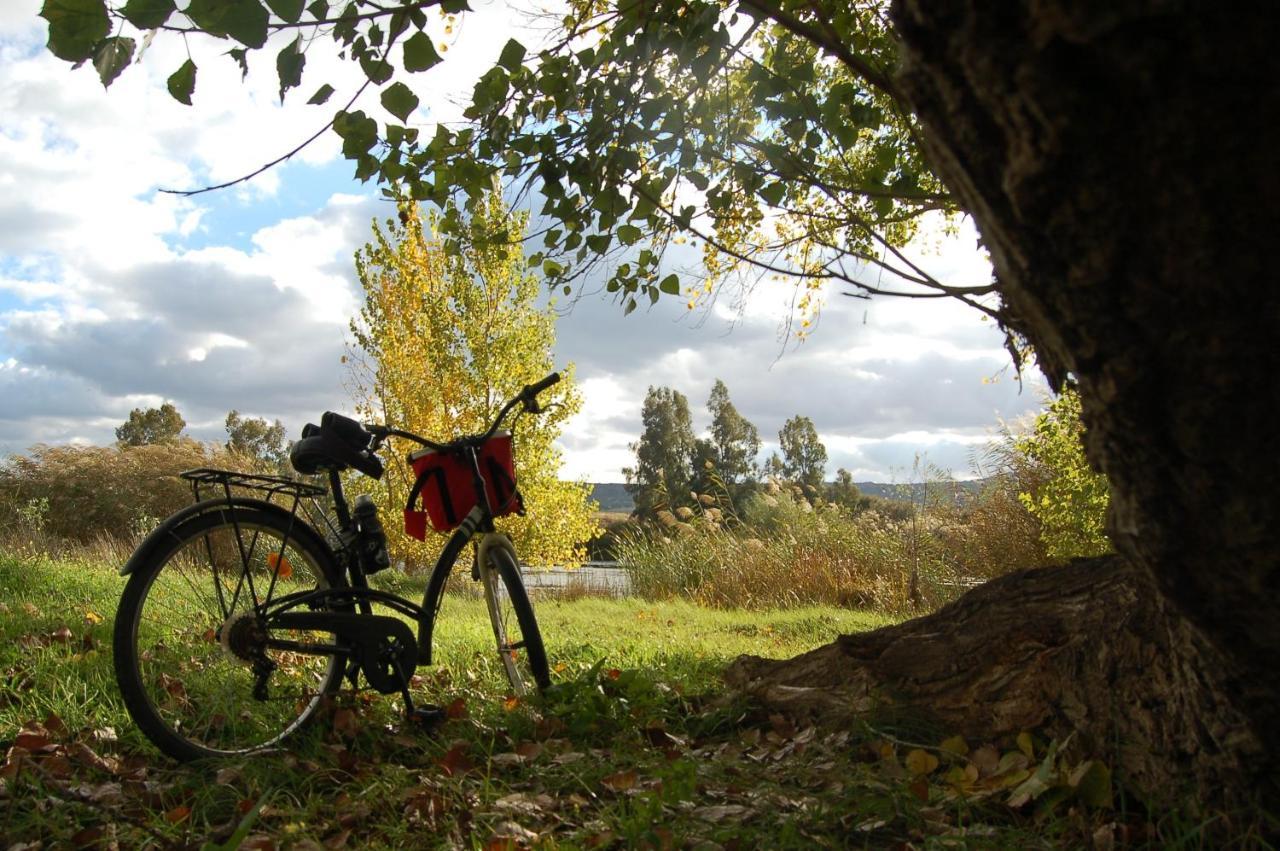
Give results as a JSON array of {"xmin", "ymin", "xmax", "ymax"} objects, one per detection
[{"xmin": 0, "ymin": 0, "xmax": 1048, "ymax": 483}]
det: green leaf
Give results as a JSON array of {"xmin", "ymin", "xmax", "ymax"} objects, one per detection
[
  {"xmin": 93, "ymin": 36, "xmax": 135, "ymax": 88},
  {"xmin": 275, "ymin": 36, "xmax": 305, "ymax": 102},
  {"xmin": 402, "ymin": 31, "xmax": 441, "ymax": 72},
  {"xmin": 306, "ymin": 0, "xmax": 327, "ymax": 20},
  {"xmin": 120, "ymin": 0, "xmax": 174, "ymax": 29},
  {"xmin": 759, "ymin": 181, "xmax": 786, "ymax": 207},
  {"xmin": 497, "ymin": 38, "xmax": 525, "ymax": 73},
  {"xmin": 541, "ymin": 259, "xmax": 565, "ymax": 277},
  {"xmin": 359, "ymin": 55, "xmax": 393, "ymax": 84},
  {"xmin": 307, "ymin": 83, "xmax": 334, "ymax": 105},
  {"xmin": 41, "ymin": 0, "xmax": 109, "ymax": 63},
  {"xmin": 166, "ymin": 58, "xmax": 197, "ymax": 105},
  {"xmin": 440, "ymin": 0, "xmax": 469, "ymax": 12},
  {"xmin": 380, "ymin": 82, "xmax": 418, "ymax": 121},
  {"xmin": 658, "ymin": 274, "xmax": 679, "ymax": 295},
  {"xmin": 228, "ymin": 47, "xmax": 249, "ymax": 79},
  {"xmin": 186, "ymin": 0, "xmax": 270, "ymax": 49},
  {"xmin": 623, "ymin": 296, "xmax": 637, "ymax": 316},
  {"xmin": 617, "ymin": 224, "xmax": 642, "ymax": 245},
  {"xmin": 265, "ymin": 0, "xmax": 304, "ymax": 23},
  {"xmin": 333, "ymin": 109, "xmax": 378, "ymax": 158}
]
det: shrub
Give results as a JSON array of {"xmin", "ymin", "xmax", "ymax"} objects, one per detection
[
  {"xmin": 1012, "ymin": 389, "xmax": 1113, "ymax": 560},
  {"xmin": 616, "ymin": 489, "xmax": 967, "ymax": 614},
  {"xmin": 0, "ymin": 440, "xmax": 245, "ymax": 544}
]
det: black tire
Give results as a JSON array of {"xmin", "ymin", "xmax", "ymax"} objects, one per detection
[
  {"xmin": 482, "ymin": 546, "xmax": 550, "ymax": 695},
  {"xmin": 114, "ymin": 505, "xmax": 347, "ymax": 761}
]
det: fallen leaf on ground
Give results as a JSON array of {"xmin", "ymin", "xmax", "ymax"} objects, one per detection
[
  {"xmin": 332, "ymin": 708, "xmax": 360, "ymax": 738},
  {"xmin": 164, "ymin": 805, "xmax": 191, "ymax": 824},
  {"xmin": 693, "ymin": 804, "xmax": 753, "ymax": 823},
  {"xmin": 440, "ymin": 741, "xmax": 474, "ymax": 776},
  {"xmin": 600, "ymin": 770, "xmax": 638, "ymax": 792}
]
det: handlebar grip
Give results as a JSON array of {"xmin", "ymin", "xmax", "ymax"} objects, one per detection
[
  {"xmin": 525, "ymin": 372, "xmax": 561, "ymax": 398},
  {"xmin": 321, "ymin": 410, "xmax": 372, "ymax": 449}
]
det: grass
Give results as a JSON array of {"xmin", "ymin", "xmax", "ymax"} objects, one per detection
[{"xmin": 2, "ymin": 549, "xmax": 1268, "ymax": 849}]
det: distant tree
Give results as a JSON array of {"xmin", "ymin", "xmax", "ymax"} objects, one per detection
[
  {"xmin": 762, "ymin": 452, "xmax": 786, "ymax": 481},
  {"xmin": 115, "ymin": 403, "xmax": 185, "ymax": 446},
  {"xmin": 625, "ymin": 387, "xmax": 695, "ymax": 516},
  {"xmin": 706, "ymin": 380, "xmax": 761, "ymax": 487},
  {"xmin": 225, "ymin": 411, "xmax": 289, "ymax": 468},
  {"xmin": 779, "ymin": 416, "xmax": 828, "ymax": 491},
  {"xmin": 828, "ymin": 468, "xmax": 865, "ymax": 512}
]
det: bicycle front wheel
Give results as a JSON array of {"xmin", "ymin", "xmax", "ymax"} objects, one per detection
[
  {"xmin": 114, "ymin": 504, "xmax": 347, "ymax": 761},
  {"xmin": 480, "ymin": 546, "xmax": 550, "ymax": 696}
]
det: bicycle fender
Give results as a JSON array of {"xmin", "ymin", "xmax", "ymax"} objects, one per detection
[
  {"xmin": 475, "ymin": 532, "xmax": 518, "ymax": 572},
  {"xmin": 119, "ymin": 497, "xmax": 339, "ymax": 577}
]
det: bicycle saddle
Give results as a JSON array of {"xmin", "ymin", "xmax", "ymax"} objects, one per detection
[{"xmin": 290, "ymin": 412, "xmax": 384, "ymax": 479}]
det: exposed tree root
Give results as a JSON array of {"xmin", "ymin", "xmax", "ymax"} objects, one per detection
[{"xmin": 725, "ymin": 557, "xmax": 1266, "ymax": 808}]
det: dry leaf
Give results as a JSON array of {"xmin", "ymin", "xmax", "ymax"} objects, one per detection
[
  {"xmin": 905, "ymin": 749, "xmax": 940, "ymax": 776},
  {"xmin": 491, "ymin": 752, "xmax": 525, "ymax": 767},
  {"xmin": 600, "ymin": 770, "xmax": 638, "ymax": 792},
  {"xmin": 440, "ymin": 742, "xmax": 474, "ymax": 776},
  {"xmin": 693, "ymin": 804, "xmax": 752, "ymax": 823},
  {"xmin": 42, "ymin": 713, "xmax": 68, "ymax": 737},
  {"xmin": 446, "ymin": 697, "xmax": 468, "ymax": 719},
  {"xmin": 164, "ymin": 805, "xmax": 191, "ymax": 824},
  {"xmin": 332, "ymin": 708, "xmax": 360, "ymax": 738}
]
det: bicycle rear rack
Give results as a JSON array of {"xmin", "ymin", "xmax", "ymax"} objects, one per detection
[{"xmin": 179, "ymin": 468, "xmax": 340, "ymax": 542}]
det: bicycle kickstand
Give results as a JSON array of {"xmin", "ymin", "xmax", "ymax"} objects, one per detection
[{"xmin": 388, "ymin": 653, "xmax": 446, "ymax": 730}]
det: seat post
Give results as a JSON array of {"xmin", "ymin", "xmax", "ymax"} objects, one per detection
[{"xmin": 329, "ymin": 469, "xmax": 352, "ymax": 531}]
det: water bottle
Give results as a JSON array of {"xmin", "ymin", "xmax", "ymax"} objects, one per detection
[{"xmin": 352, "ymin": 494, "xmax": 391, "ymax": 574}]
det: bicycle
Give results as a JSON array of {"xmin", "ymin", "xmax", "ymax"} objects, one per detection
[{"xmin": 112, "ymin": 373, "xmax": 562, "ymax": 761}]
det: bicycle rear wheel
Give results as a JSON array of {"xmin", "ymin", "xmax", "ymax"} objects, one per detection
[
  {"xmin": 114, "ymin": 504, "xmax": 347, "ymax": 760},
  {"xmin": 480, "ymin": 546, "xmax": 550, "ymax": 696}
]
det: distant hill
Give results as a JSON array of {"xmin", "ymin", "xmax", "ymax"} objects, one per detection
[
  {"xmin": 587, "ymin": 479, "xmax": 988, "ymax": 513},
  {"xmin": 589, "ymin": 483, "xmax": 635, "ymax": 513}
]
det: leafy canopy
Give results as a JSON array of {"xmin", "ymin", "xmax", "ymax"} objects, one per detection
[
  {"xmin": 41, "ymin": 0, "xmax": 1004, "ymax": 337},
  {"xmin": 778, "ymin": 413, "xmax": 826, "ymax": 489},
  {"xmin": 115, "ymin": 402, "xmax": 185, "ymax": 446}
]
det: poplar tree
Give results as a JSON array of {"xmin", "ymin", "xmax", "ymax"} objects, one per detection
[
  {"xmin": 348, "ymin": 191, "xmax": 597, "ymax": 566},
  {"xmin": 624, "ymin": 387, "xmax": 695, "ymax": 517},
  {"xmin": 778, "ymin": 415, "xmax": 828, "ymax": 491}
]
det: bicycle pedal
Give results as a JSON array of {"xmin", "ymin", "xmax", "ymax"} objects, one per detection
[{"xmin": 408, "ymin": 704, "xmax": 447, "ymax": 729}]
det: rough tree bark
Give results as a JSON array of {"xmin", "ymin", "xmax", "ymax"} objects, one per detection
[{"xmin": 730, "ymin": 1, "xmax": 1278, "ymax": 806}]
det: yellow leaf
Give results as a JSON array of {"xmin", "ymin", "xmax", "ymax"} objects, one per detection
[
  {"xmin": 1069, "ymin": 760, "xmax": 1112, "ymax": 809},
  {"xmin": 1016, "ymin": 731, "xmax": 1035, "ymax": 759},
  {"xmin": 905, "ymin": 749, "xmax": 939, "ymax": 776},
  {"xmin": 939, "ymin": 735, "xmax": 968, "ymax": 757}
]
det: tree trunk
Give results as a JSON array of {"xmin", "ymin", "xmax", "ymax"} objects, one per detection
[{"xmin": 731, "ymin": 1, "xmax": 1279, "ymax": 805}]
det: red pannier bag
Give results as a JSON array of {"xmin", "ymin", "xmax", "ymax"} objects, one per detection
[{"xmin": 403, "ymin": 432, "xmax": 522, "ymax": 539}]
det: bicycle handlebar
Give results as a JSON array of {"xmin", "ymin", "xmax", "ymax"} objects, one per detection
[{"xmin": 364, "ymin": 371, "xmax": 562, "ymax": 453}]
